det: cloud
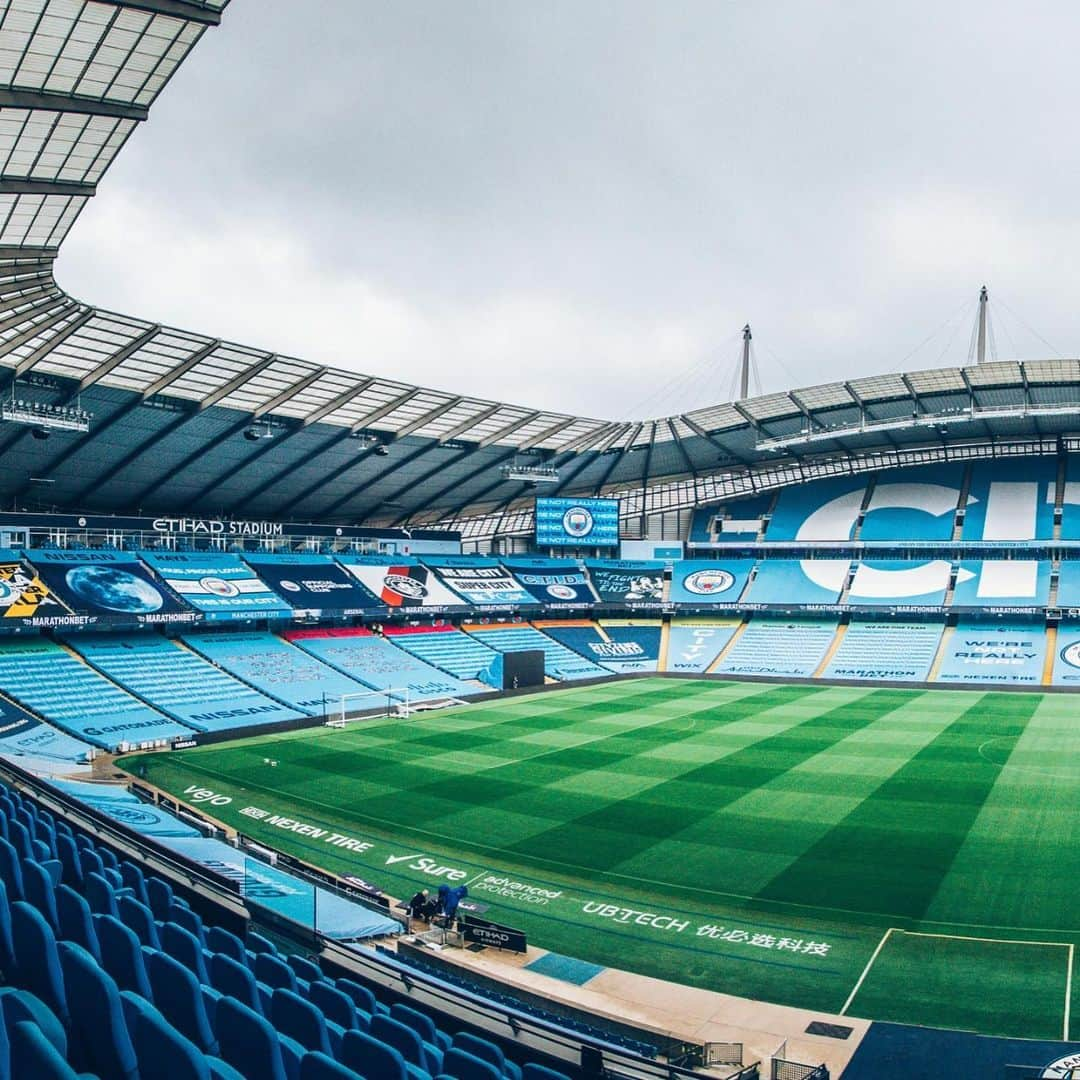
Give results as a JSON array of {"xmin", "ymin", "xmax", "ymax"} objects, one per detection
[{"xmin": 54, "ymin": 1, "xmax": 1080, "ymax": 419}]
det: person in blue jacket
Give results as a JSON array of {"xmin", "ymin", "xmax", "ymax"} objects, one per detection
[{"xmin": 444, "ymin": 884, "xmax": 469, "ymax": 926}]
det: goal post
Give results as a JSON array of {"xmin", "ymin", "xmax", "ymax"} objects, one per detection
[{"xmin": 327, "ymin": 687, "xmax": 412, "ymax": 727}]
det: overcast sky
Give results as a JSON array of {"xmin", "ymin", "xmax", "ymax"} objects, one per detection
[{"xmin": 56, "ymin": 1, "xmax": 1080, "ymax": 420}]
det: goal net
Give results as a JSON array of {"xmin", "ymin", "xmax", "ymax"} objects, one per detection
[{"xmin": 326, "ymin": 687, "xmax": 412, "ymax": 727}]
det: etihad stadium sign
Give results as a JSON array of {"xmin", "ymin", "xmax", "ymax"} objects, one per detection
[{"xmin": 152, "ymin": 517, "xmax": 285, "ymax": 537}]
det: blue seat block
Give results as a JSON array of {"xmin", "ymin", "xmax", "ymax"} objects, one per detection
[
  {"xmin": 94, "ymin": 913, "xmax": 153, "ymax": 999},
  {"xmin": 341, "ymin": 1029, "xmax": 432, "ymax": 1080},
  {"xmin": 9, "ymin": 1020, "xmax": 81, "ymax": 1080},
  {"xmin": 56, "ymin": 883, "xmax": 100, "ymax": 962},
  {"xmin": 11, "ymin": 901, "xmax": 68, "ymax": 1025},
  {"xmin": 391, "ymin": 1003, "xmax": 451, "ymax": 1052},
  {"xmin": 300, "ymin": 1050, "xmax": 366, "ymax": 1080},
  {"xmin": 443, "ymin": 1047, "xmax": 503, "ymax": 1080},
  {"xmin": 453, "ymin": 1033, "xmax": 521, "ymax": 1080},
  {"xmin": 146, "ymin": 948, "xmax": 220, "ymax": 1056},
  {"xmin": 310, "ymin": 981, "xmax": 369, "ymax": 1033},
  {"xmin": 373, "ymin": 1013, "xmax": 443, "ymax": 1075},
  {"xmin": 215, "ymin": 995, "xmax": 303, "ymax": 1080},
  {"xmin": 57, "ymin": 940, "xmax": 139, "ymax": 1080}
]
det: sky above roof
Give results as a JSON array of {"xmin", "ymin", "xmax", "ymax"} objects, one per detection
[{"xmin": 54, "ymin": 0, "xmax": 1080, "ymax": 421}]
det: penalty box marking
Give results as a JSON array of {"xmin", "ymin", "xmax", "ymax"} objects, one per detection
[{"xmin": 842, "ymin": 928, "xmax": 1074, "ymax": 1039}]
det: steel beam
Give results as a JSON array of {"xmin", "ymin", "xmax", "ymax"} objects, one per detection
[{"xmin": 0, "ymin": 88, "xmax": 148, "ymax": 121}]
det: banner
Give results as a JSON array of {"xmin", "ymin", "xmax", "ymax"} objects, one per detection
[
  {"xmin": 243, "ymin": 555, "xmax": 381, "ymax": 616},
  {"xmin": 140, "ymin": 552, "xmax": 290, "ymax": 621},
  {"xmin": 425, "ymin": 562, "xmax": 533, "ymax": 606},
  {"xmin": 27, "ymin": 550, "xmax": 195, "ymax": 625},
  {"xmin": 338, "ymin": 559, "xmax": 463, "ymax": 610},
  {"xmin": 504, "ymin": 563, "xmax": 598, "ymax": 607},
  {"xmin": 668, "ymin": 560, "xmax": 754, "ymax": 605},
  {"xmin": 0, "ymin": 559, "xmax": 68, "ymax": 624},
  {"xmin": 586, "ymin": 560, "xmax": 665, "ymax": 606}
]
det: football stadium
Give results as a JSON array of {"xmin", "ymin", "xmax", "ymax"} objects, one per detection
[{"xmin": 0, "ymin": 2, "xmax": 1076, "ymax": 1079}]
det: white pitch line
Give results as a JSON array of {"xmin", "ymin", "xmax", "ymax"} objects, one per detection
[
  {"xmin": 841, "ymin": 927, "xmax": 893, "ymax": 1015},
  {"xmin": 1065, "ymin": 943, "xmax": 1074, "ymax": 1041},
  {"xmin": 898, "ymin": 928, "xmax": 1074, "ymax": 949}
]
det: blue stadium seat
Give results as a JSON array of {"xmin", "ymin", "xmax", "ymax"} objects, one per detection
[
  {"xmin": 210, "ymin": 951, "xmax": 269, "ymax": 1017},
  {"xmin": 244, "ymin": 928, "xmax": 275, "ymax": 954},
  {"xmin": 169, "ymin": 901, "xmax": 206, "ymax": 945},
  {"xmin": 56, "ymin": 883, "xmax": 100, "ymax": 961},
  {"xmin": 146, "ymin": 948, "xmax": 221, "ymax": 1056},
  {"xmin": 85, "ymin": 870, "xmax": 121, "ymax": 917},
  {"xmin": 271, "ymin": 987, "xmax": 342, "ymax": 1057},
  {"xmin": 57, "ymin": 940, "xmax": 139, "ymax": 1080},
  {"xmin": 341, "ymin": 1028, "xmax": 431, "ymax": 1080},
  {"xmin": 119, "ymin": 860, "xmax": 150, "ymax": 906},
  {"xmin": 118, "ymin": 893, "xmax": 161, "ymax": 949},
  {"xmin": 55, "ymin": 833, "xmax": 82, "ymax": 889},
  {"xmin": 214, "ymin": 995, "xmax": 303, "ymax": 1080},
  {"xmin": 372, "ymin": 1013, "xmax": 444, "ymax": 1076},
  {"xmin": 310, "ymin": 980, "xmax": 369, "ymax": 1033},
  {"xmin": 452, "ymin": 1032, "xmax": 521, "ymax": 1080},
  {"xmin": 93, "ymin": 913, "xmax": 154, "ymax": 999},
  {"xmin": 287, "ymin": 953, "xmax": 325, "ymax": 986},
  {"xmin": 391, "ymin": 1003, "xmax": 451, "ymax": 1052},
  {"xmin": 207, "ymin": 925, "xmax": 248, "ymax": 965},
  {"xmin": 442, "ymin": 1046, "xmax": 503, "ymax": 1080},
  {"xmin": 22, "ymin": 856, "xmax": 59, "ymax": 931},
  {"xmin": 0, "ymin": 986, "xmax": 71, "ymax": 1066},
  {"xmin": 256, "ymin": 950, "xmax": 300, "ymax": 992},
  {"xmin": 8, "ymin": 1020, "xmax": 82, "ymax": 1080},
  {"xmin": 522, "ymin": 1065, "xmax": 571, "ymax": 1080},
  {"xmin": 0, "ymin": 837, "xmax": 24, "ymax": 900},
  {"xmin": 11, "ymin": 901, "xmax": 68, "ymax": 1026},
  {"xmin": 0, "ymin": 878, "xmax": 15, "ymax": 974},
  {"xmin": 300, "ymin": 1051, "xmax": 365, "ymax": 1080},
  {"xmin": 161, "ymin": 920, "xmax": 211, "ymax": 985},
  {"xmin": 120, "ymin": 990, "xmax": 245, "ymax": 1080},
  {"xmin": 337, "ymin": 977, "xmax": 388, "ymax": 1017}
]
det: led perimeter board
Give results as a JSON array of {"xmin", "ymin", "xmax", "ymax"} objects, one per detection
[{"xmin": 535, "ymin": 497, "xmax": 620, "ymax": 548}]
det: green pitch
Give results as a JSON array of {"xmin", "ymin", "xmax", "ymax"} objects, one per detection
[{"xmin": 119, "ymin": 677, "xmax": 1079, "ymax": 1041}]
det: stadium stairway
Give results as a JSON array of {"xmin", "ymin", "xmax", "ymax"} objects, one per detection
[
  {"xmin": 0, "ymin": 773, "xmax": 578, "ymax": 1080},
  {"xmin": 461, "ymin": 625, "xmax": 609, "ymax": 681},
  {"xmin": 0, "ymin": 638, "xmax": 189, "ymax": 752},
  {"xmin": 381, "ymin": 627, "xmax": 500, "ymax": 686},
  {"xmin": 69, "ymin": 634, "xmax": 308, "ymax": 735}
]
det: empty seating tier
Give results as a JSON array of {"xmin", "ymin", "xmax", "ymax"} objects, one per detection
[
  {"xmin": 183, "ymin": 632, "xmax": 371, "ymax": 715},
  {"xmin": 0, "ymin": 639, "xmax": 188, "ymax": 751},
  {"xmin": 381, "ymin": 628, "xmax": 499, "ymax": 683},
  {"xmin": 70, "ymin": 634, "xmax": 306, "ymax": 733},
  {"xmin": 463, "ymin": 625, "xmax": 609, "ymax": 680},
  {"xmin": 715, "ymin": 619, "xmax": 838, "ymax": 678},
  {"xmin": 285, "ymin": 630, "xmax": 478, "ymax": 702},
  {"xmin": 821, "ymin": 622, "xmax": 944, "ymax": 682}
]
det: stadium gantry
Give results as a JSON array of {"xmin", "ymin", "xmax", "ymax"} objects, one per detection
[{"xmin": 0, "ymin": 5, "xmax": 1076, "ymax": 1080}]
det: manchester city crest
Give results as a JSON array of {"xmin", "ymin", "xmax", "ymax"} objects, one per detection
[{"xmin": 562, "ymin": 506, "xmax": 595, "ymax": 539}]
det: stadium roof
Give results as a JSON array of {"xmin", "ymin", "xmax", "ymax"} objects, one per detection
[{"xmin": 0, "ymin": 1, "xmax": 1079, "ymax": 535}]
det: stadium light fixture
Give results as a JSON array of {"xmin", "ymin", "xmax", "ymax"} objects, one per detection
[
  {"xmin": 243, "ymin": 423, "xmax": 274, "ymax": 442},
  {"xmin": 1, "ymin": 398, "xmax": 91, "ymax": 434},
  {"xmin": 500, "ymin": 463, "xmax": 559, "ymax": 483}
]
